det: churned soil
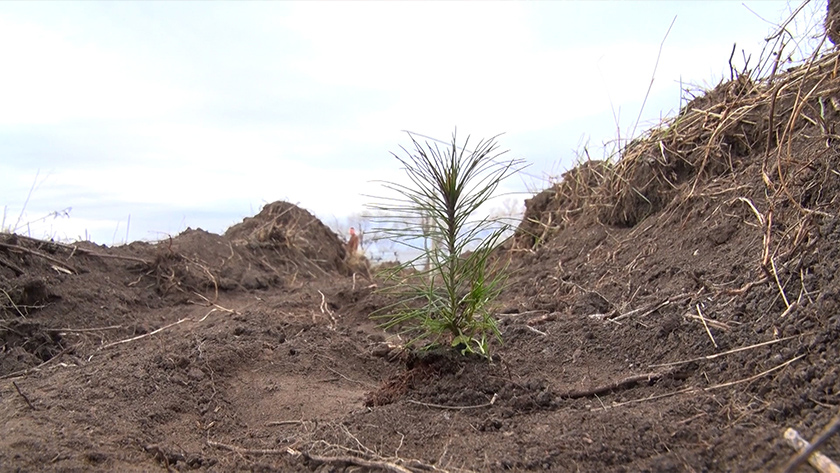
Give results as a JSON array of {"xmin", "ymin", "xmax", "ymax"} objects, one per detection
[{"xmin": 2, "ymin": 54, "xmax": 840, "ymax": 473}]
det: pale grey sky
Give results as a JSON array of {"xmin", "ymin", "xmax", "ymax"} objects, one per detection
[{"xmin": 0, "ymin": 1, "xmax": 820, "ymax": 244}]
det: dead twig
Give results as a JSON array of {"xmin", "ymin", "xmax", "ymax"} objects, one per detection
[
  {"xmin": 649, "ymin": 334, "xmax": 799, "ymax": 368},
  {"xmin": 45, "ymin": 325, "xmax": 123, "ymax": 333},
  {"xmin": 0, "ymin": 345, "xmax": 74, "ymax": 380},
  {"xmin": 694, "ymin": 304, "xmax": 718, "ymax": 348},
  {"xmin": 604, "ymin": 354, "xmax": 805, "ymax": 410},
  {"xmin": 629, "ymin": 15, "xmax": 676, "ymax": 143},
  {"xmin": 723, "ymin": 276, "xmax": 769, "ymax": 295},
  {"xmin": 559, "ymin": 370, "xmax": 674, "ymax": 399},
  {"xmin": 407, "ymin": 394, "xmax": 497, "ymax": 410},
  {"xmin": 207, "ymin": 438, "xmax": 422, "ymax": 473},
  {"xmin": 323, "ymin": 365, "xmax": 376, "ymax": 388},
  {"xmin": 207, "ymin": 438, "xmax": 297, "ymax": 456},
  {"xmin": 97, "ymin": 317, "xmax": 190, "ymax": 350},
  {"xmin": 297, "ymin": 449, "xmax": 414, "ymax": 473},
  {"xmin": 318, "ymin": 290, "xmax": 333, "ymax": 316},
  {"xmin": 736, "ymin": 197, "xmax": 765, "ymax": 226},
  {"xmin": 704, "ymin": 354, "xmax": 804, "ymax": 391},
  {"xmin": 770, "ymin": 256, "xmax": 791, "ymax": 310},
  {"xmin": 682, "ymin": 312, "xmax": 730, "ymax": 331},
  {"xmin": 69, "ymin": 247, "xmax": 152, "ymax": 265},
  {"xmin": 196, "ymin": 262, "xmax": 219, "ymax": 303},
  {"xmin": 12, "ymin": 381, "xmax": 36, "ymax": 410},
  {"xmin": 521, "ymin": 312, "xmax": 558, "ymax": 326},
  {"xmin": 1, "ymin": 289, "xmax": 25, "ymax": 318},
  {"xmin": 266, "ymin": 420, "xmax": 305, "ymax": 427},
  {"xmin": 318, "ymin": 290, "xmax": 337, "ymax": 327},
  {"xmin": 782, "ymin": 414, "xmax": 840, "ymax": 473},
  {"xmin": 610, "ymin": 293, "xmax": 692, "ymax": 322},
  {"xmin": 190, "ymin": 292, "xmax": 240, "ymax": 317},
  {"xmin": 761, "ymin": 209, "xmax": 774, "ymax": 275},
  {"xmin": 595, "ymin": 387, "xmax": 696, "ymax": 410},
  {"xmin": 0, "ymin": 256, "xmax": 24, "ymax": 276},
  {"xmin": 499, "ymin": 310, "xmax": 550, "ymax": 318},
  {"xmin": 4, "ymin": 234, "xmax": 151, "ymax": 264},
  {"xmin": 0, "ymin": 242, "xmax": 76, "ymax": 274}
]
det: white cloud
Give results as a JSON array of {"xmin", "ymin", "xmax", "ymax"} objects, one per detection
[
  {"xmin": 0, "ymin": 1, "xmax": 814, "ymax": 245},
  {"xmin": 0, "ymin": 16, "xmax": 197, "ymax": 127}
]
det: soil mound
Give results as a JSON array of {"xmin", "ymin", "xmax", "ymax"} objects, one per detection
[
  {"xmin": 224, "ymin": 200, "xmax": 350, "ymax": 278},
  {"xmin": 499, "ymin": 49, "xmax": 840, "ymax": 471},
  {"xmin": 0, "ymin": 201, "xmax": 351, "ymax": 377}
]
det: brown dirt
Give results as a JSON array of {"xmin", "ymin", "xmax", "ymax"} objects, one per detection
[{"xmin": 2, "ymin": 54, "xmax": 840, "ymax": 473}]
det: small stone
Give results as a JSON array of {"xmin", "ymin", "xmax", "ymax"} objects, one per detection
[
  {"xmin": 187, "ymin": 367, "xmax": 205, "ymax": 381},
  {"xmin": 371, "ymin": 344, "xmax": 391, "ymax": 357}
]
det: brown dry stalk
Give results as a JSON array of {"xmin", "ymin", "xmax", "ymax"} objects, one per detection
[
  {"xmin": 683, "ymin": 312, "xmax": 730, "ymax": 331},
  {"xmin": 190, "ymin": 292, "xmax": 241, "ymax": 317},
  {"xmin": 298, "ymin": 449, "xmax": 415, "ymax": 473},
  {"xmin": 782, "ymin": 415, "xmax": 840, "ymax": 473},
  {"xmin": 207, "ymin": 438, "xmax": 299, "ymax": 456},
  {"xmin": 45, "ymin": 325, "xmax": 123, "ymax": 333},
  {"xmin": 598, "ymin": 43, "xmax": 840, "ymax": 236},
  {"xmin": 4, "ymin": 233, "xmax": 151, "ymax": 264},
  {"xmin": 610, "ymin": 293, "xmax": 692, "ymax": 322},
  {"xmin": 207, "ymin": 438, "xmax": 441, "ymax": 473},
  {"xmin": 723, "ymin": 276, "xmax": 769, "ymax": 295},
  {"xmin": 704, "ymin": 353, "xmax": 804, "ymax": 391},
  {"xmin": 12, "ymin": 381, "xmax": 36, "ymax": 410},
  {"xmin": 560, "ymin": 369, "xmax": 674, "ymax": 399},
  {"xmin": 777, "ymin": 75, "xmax": 828, "ymax": 213},
  {"xmin": 0, "ymin": 241, "xmax": 76, "ymax": 274},
  {"xmin": 1, "ymin": 289, "xmax": 25, "ymax": 318},
  {"xmin": 649, "ymin": 334, "xmax": 799, "ymax": 368},
  {"xmin": 407, "ymin": 393, "xmax": 497, "ymax": 410},
  {"xmin": 69, "ymin": 248, "xmax": 152, "ymax": 265},
  {"xmin": 770, "ymin": 256, "xmax": 792, "ymax": 309},
  {"xmin": 97, "ymin": 317, "xmax": 191, "ymax": 350},
  {"xmin": 603, "ymin": 353, "xmax": 804, "ymax": 411},
  {"xmin": 694, "ymin": 304, "xmax": 719, "ymax": 348},
  {"xmin": 0, "ymin": 345, "xmax": 74, "ymax": 380},
  {"xmin": 265, "ymin": 420, "xmax": 305, "ymax": 427},
  {"xmin": 761, "ymin": 209, "xmax": 774, "ymax": 273},
  {"xmin": 196, "ymin": 262, "xmax": 219, "ymax": 303},
  {"xmin": 0, "ymin": 256, "xmax": 24, "ymax": 276},
  {"xmin": 595, "ymin": 387, "xmax": 695, "ymax": 410}
]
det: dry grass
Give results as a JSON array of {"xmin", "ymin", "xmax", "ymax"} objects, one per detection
[
  {"xmin": 510, "ymin": 18, "xmax": 840, "ymax": 466},
  {"xmin": 518, "ymin": 28, "xmax": 840, "ymax": 246}
]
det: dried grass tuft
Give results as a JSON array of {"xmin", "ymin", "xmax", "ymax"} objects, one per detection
[{"xmin": 518, "ymin": 29, "xmax": 840, "ymax": 246}]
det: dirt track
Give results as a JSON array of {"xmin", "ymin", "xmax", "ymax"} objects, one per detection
[{"xmin": 2, "ymin": 53, "xmax": 840, "ymax": 473}]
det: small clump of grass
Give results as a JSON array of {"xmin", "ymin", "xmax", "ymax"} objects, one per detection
[{"xmin": 370, "ymin": 130, "xmax": 526, "ymax": 357}]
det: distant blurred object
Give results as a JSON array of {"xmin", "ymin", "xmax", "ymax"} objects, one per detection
[{"xmin": 346, "ymin": 227, "xmax": 360, "ymax": 256}]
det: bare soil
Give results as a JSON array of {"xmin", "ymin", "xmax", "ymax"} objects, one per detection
[{"xmin": 2, "ymin": 54, "xmax": 840, "ymax": 472}]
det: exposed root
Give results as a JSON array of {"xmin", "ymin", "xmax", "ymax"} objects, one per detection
[
  {"xmin": 207, "ymin": 434, "xmax": 459, "ymax": 473},
  {"xmin": 558, "ymin": 369, "xmax": 675, "ymax": 399}
]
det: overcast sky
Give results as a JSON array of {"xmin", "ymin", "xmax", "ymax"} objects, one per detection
[{"xmin": 0, "ymin": 1, "xmax": 820, "ymax": 245}]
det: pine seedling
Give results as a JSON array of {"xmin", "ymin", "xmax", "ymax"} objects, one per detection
[{"xmin": 371, "ymin": 131, "xmax": 525, "ymax": 357}]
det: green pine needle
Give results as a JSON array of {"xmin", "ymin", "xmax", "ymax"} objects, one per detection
[{"xmin": 370, "ymin": 130, "xmax": 526, "ymax": 357}]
